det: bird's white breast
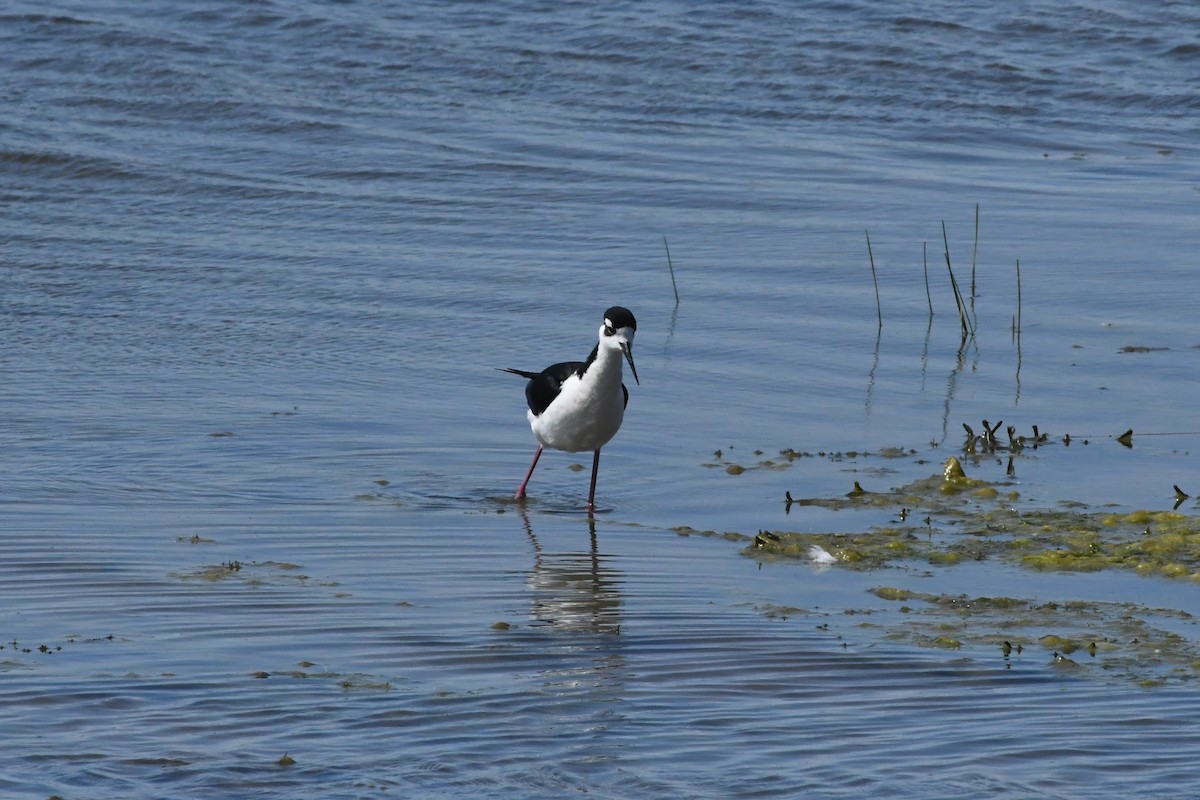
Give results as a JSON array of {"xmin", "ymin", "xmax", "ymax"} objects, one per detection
[{"xmin": 529, "ymin": 370, "xmax": 625, "ymax": 453}]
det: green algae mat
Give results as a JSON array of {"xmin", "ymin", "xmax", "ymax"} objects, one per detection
[
  {"xmin": 757, "ymin": 455, "xmax": 1200, "ymax": 579},
  {"xmin": 688, "ymin": 437, "xmax": 1200, "ymax": 686}
]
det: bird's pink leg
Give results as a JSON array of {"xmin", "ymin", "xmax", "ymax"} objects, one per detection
[
  {"xmin": 515, "ymin": 444, "xmax": 543, "ymax": 500},
  {"xmin": 587, "ymin": 448, "xmax": 601, "ymax": 513}
]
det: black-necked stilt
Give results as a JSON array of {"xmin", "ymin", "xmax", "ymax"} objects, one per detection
[{"xmin": 500, "ymin": 306, "xmax": 639, "ymax": 512}]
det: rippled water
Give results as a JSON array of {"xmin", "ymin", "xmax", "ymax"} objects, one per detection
[{"xmin": 4, "ymin": 1, "xmax": 1200, "ymax": 797}]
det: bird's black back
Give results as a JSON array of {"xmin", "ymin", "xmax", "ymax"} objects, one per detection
[
  {"xmin": 499, "ymin": 362, "xmax": 583, "ymax": 416},
  {"xmin": 499, "ymin": 360, "xmax": 629, "ymax": 417},
  {"xmin": 524, "ymin": 361, "xmax": 583, "ymax": 416}
]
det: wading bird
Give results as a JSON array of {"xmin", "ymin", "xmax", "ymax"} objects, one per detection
[{"xmin": 500, "ymin": 306, "xmax": 639, "ymax": 512}]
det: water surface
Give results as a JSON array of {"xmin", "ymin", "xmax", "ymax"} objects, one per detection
[{"xmin": 4, "ymin": 1, "xmax": 1200, "ymax": 797}]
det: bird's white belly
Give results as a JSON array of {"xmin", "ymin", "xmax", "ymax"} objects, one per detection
[{"xmin": 529, "ymin": 380, "xmax": 625, "ymax": 453}]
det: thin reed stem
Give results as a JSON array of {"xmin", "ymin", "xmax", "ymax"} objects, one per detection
[
  {"xmin": 866, "ymin": 229, "xmax": 882, "ymax": 329},
  {"xmin": 942, "ymin": 221, "xmax": 973, "ymax": 338},
  {"xmin": 662, "ymin": 235, "xmax": 680, "ymax": 305},
  {"xmin": 923, "ymin": 240, "xmax": 933, "ymax": 316},
  {"xmin": 1015, "ymin": 257, "xmax": 1022, "ymax": 334},
  {"xmin": 970, "ymin": 203, "xmax": 979, "ymax": 316}
]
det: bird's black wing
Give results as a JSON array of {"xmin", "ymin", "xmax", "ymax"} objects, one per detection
[{"xmin": 498, "ymin": 362, "xmax": 585, "ymax": 416}]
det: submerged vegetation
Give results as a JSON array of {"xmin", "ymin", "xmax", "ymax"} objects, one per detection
[
  {"xmin": 862, "ymin": 588, "xmax": 1200, "ymax": 686},
  {"xmin": 691, "ymin": 207, "xmax": 1200, "ymax": 683},
  {"xmin": 700, "ymin": 421, "xmax": 1200, "ymax": 684},
  {"xmin": 171, "ymin": 559, "xmax": 314, "ymax": 586},
  {"xmin": 747, "ymin": 454, "xmax": 1200, "ymax": 580}
]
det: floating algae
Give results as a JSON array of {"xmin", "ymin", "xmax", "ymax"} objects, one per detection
[
  {"xmin": 749, "ymin": 527, "xmax": 929, "ymax": 568},
  {"xmin": 172, "ymin": 560, "xmax": 316, "ymax": 587},
  {"xmin": 1014, "ymin": 510, "xmax": 1200, "ymax": 578},
  {"xmin": 716, "ymin": 438, "xmax": 1200, "ymax": 684},
  {"xmin": 703, "ymin": 445, "xmax": 914, "ymax": 476},
  {"xmin": 861, "ymin": 587, "xmax": 1200, "ymax": 684},
  {"xmin": 751, "ymin": 457, "xmax": 1200, "ymax": 580}
]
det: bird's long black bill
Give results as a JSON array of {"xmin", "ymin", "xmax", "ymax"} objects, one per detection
[{"xmin": 622, "ymin": 343, "xmax": 640, "ymax": 385}]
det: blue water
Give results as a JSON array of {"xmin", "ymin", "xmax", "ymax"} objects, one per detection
[{"xmin": 4, "ymin": 1, "xmax": 1200, "ymax": 797}]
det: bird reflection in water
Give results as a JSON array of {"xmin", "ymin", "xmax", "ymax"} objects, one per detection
[
  {"xmin": 519, "ymin": 510, "xmax": 623, "ymax": 637},
  {"xmin": 516, "ymin": 511, "xmax": 629, "ymax": 755}
]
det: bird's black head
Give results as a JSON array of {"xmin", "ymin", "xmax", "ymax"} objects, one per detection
[
  {"xmin": 600, "ymin": 306, "xmax": 639, "ymax": 385},
  {"xmin": 602, "ymin": 306, "xmax": 637, "ymax": 335}
]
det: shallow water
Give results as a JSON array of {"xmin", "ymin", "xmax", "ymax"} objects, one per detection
[{"xmin": 4, "ymin": 1, "xmax": 1200, "ymax": 797}]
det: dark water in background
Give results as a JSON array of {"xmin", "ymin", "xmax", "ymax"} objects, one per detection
[{"xmin": 3, "ymin": 1, "xmax": 1200, "ymax": 797}]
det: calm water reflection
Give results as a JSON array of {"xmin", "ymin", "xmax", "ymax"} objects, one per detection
[{"xmin": 524, "ymin": 513, "xmax": 624, "ymax": 636}]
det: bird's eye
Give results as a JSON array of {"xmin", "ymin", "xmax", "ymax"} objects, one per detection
[{"xmin": 603, "ymin": 323, "xmax": 614, "ymax": 336}]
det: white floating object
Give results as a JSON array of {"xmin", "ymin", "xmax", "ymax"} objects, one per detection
[{"xmin": 808, "ymin": 544, "xmax": 836, "ymax": 565}]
